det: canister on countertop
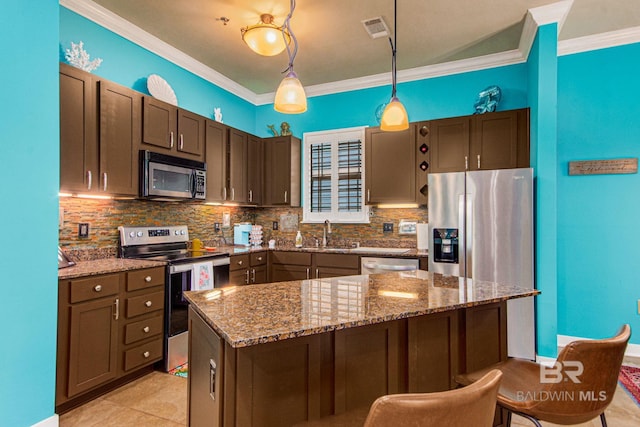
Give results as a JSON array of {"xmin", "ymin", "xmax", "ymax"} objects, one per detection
[
  {"xmin": 192, "ymin": 238, "xmax": 203, "ymax": 251},
  {"xmin": 416, "ymin": 223, "xmax": 429, "ymax": 251}
]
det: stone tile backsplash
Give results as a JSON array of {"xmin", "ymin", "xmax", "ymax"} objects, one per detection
[{"xmin": 59, "ymin": 198, "xmax": 428, "ymax": 259}]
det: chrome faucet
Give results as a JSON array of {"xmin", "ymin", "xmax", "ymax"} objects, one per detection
[{"xmin": 322, "ymin": 220, "xmax": 331, "ymax": 247}]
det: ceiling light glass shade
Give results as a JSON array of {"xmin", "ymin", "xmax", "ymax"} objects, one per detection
[
  {"xmin": 274, "ymin": 71, "xmax": 307, "ymax": 113},
  {"xmin": 241, "ymin": 14, "xmax": 291, "ymax": 56},
  {"xmin": 380, "ymin": 97, "xmax": 409, "ymax": 131}
]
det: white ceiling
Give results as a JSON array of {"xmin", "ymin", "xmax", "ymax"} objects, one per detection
[{"xmin": 63, "ymin": 0, "xmax": 640, "ymax": 102}]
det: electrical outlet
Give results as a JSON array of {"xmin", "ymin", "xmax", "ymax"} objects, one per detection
[
  {"xmin": 383, "ymin": 222, "xmax": 393, "ymax": 232},
  {"xmin": 214, "ymin": 223, "xmax": 221, "ymax": 232},
  {"xmin": 78, "ymin": 223, "xmax": 90, "ymax": 238},
  {"xmin": 222, "ymin": 212, "xmax": 231, "ymax": 228},
  {"xmin": 273, "ymin": 221, "xmax": 279, "ymax": 230}
]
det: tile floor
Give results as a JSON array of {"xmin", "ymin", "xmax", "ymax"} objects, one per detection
[{"xmin": 60, "ymin": 366, "xmax": 640, "ymax": 427}]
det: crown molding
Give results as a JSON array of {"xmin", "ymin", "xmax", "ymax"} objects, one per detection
[
  {"xmin": 62, "ymin": 0, "xmax": 640, "ymax": 107},
  {"xmin": 559, "ymin": 25, "xmax": 640, "ymax": 56},
  {"xmin": 60, "ymin": 0, "xmax": 259, "ymax": 104},
  {"xmin": 519, "ymin": 0, "xmax": 573, "ymax": 60}
]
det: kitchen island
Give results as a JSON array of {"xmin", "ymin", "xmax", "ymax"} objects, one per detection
[{"xmin": 184, "ymin": 270, "xmax": 539, "ymax": 427}]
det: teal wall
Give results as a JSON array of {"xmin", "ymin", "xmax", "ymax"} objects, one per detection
[
  {"xmin": 256, "ymin": 65, "xmax": 529, "ymax": 138},
  {"xmin": 0, "ymin": 1, "xmax": 60, "ymax": 426},
  {"xmin": 557, "ymin": 42, "xmax": 640, "ymax": 341},
  {"xmin": 528, "ymin": 24, "xmax": 559, "ymax": 358},
  {"xmin": 60, "ymin": 7, "xmax": 256, "ymax": 133}
]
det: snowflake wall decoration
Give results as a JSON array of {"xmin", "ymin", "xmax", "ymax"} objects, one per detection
[{"xmin": 65, "ymin": 41, "xmax": 103, "ymax": 73}]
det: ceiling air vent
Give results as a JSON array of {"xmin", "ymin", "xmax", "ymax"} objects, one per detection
[{"xmin": 362, "ymin": 16, "xmax": 390, "ymax": 39}]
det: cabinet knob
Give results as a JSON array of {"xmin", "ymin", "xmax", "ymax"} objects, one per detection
[
  {"xmin": 257, "ymin": 256, "xmax": 263, "ymax": 261},
  {"xmin": 143, "ymin": 351, "xmax": 150, "ymax": 358},
  {"xmin": 419, "ymin": 125, "xmax": 429, "ymax": 137},
  {"xmin": 144, "ymin": 276, "xmax": 152, "ymax": 282},
  {"xmin": 237, "ymin": 260, "xmax": 243, "ymax": 265},
  {"xmin": 93, "ymin": 284, "xmax": 102, "ymax": 292},
  {"xmin": 143, "ymin": 326, "xmax": 150, "ymax": 333},
  {"xmin": 145, "ymin": 300, "xmax": 152, "ymax": 307}
]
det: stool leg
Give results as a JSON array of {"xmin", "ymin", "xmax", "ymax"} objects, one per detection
[
  {"xmin": 505, "ymin": 411, "xmax": 512, "ymax": 427},
  {"xmin": 516, "ymin": 413, "xmax": 542, "ymax": 427},
  {"xmin": 600, "ymin": 413, "xmax": 607, "ymax": 427}
]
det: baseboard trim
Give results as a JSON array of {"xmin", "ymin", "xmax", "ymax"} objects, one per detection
[
  {"xmin": 557, "ymin": 334, "xmax": 640, "ymax": 358},
  {"xmin": 32, "ymin": 414, "xmax": 59, "ymax": 427}
]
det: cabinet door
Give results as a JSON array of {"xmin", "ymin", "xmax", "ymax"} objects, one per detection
[
  {"xmin": 270, "ymin": 264, "xmax": 310, "ymax": 282},
  {"xmin": 315, "ymin": 266, "xmax": 359, "ymax": 278},
  {"xmin": 365, "ymin": 127, "xmax": 415, "ymax": 204},
  {"xmin": 205, "ymin": 120, "xmax": 228, "ymax": 202},
  {"xmin": 251, "ymin": 265, "xmax": 268, "ymax": 284},
  {"xmin": 142, "ymin": 96, "xmax": 176, "ymax": 152},
  {"xmin": 67, "ymin": 297, "xmax": 118, "ymax": 397},
  {"xmin": 60, "ymin": 64, "xmax": 98, "ymax": 193},
  {"xmin": 177, "ymin": 109, "xmax": 205, "ymax": 159},
  {"xmin": 470, "ymin": 110, "xmax": 519, "ymax": 170},
  {"xmin": 263, "ymin": 135, "xmax": 301, "ymax": 206},
  {"xmin": 247, "ymin": 135, "xmax": 263, "ymax": 205},
  {"xmin": 99, "ymin": 80, "xmax": 141, "ymax": 196},
  {"xmin": 228, "ymin": 129, "xmax": 248, "ymax": 203},
  {"xmin": 429, "ymin": 117, "xmax": 470, "ymax": 173},
  {"xmin": 229, "ymin": 268, "xmax": 249, "ymax": 286}
]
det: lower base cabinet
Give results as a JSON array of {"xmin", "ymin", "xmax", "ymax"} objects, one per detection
[{"xmin": 188, "ymin": 301, "xmax": 507, "ymax": 426}]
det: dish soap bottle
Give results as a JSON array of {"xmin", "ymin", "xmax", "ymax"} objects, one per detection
[{"xmin": 295, "ymin": 230, "xmax": 303, "ymax": 248}]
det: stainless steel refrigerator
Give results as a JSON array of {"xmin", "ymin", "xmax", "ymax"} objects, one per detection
[{"xmin": 428, "ymin": 168, "xmax": 535, "ymax": 360}]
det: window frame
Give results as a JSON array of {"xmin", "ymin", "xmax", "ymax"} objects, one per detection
[{"xmin": 302, "ymin": 126, "xmax": 370, "ymax": 224}]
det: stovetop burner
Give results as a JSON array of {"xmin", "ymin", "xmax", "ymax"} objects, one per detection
[{"xmin": 118, "ymin": 225, "xmax": 228, "ymax": 264}]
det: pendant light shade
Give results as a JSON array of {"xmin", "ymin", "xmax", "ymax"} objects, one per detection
[
  {"xmin": 380, "ymin": 97, "xmax": 408, "ymax": 131},
  {"xmin": 273, "ymin": 0, "xmax": 307, "ymax": 114},
  {"xmin": 274, "ymin": 71, "xmax": 307, "ymax": 113},
  {"xmin": 241, "ymin": 14, "xmax": 291, "ymax": 56},
  {"xmin": 380, "ymin": 0, "xmax": 408, "ymax": 131}
]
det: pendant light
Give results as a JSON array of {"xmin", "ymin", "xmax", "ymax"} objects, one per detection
[
  {"xmin": 380, "ymin": 0, "xmax": 408, "ymax": 131},
  {"xmin": 274, "ymin": 0, "xmax": 307, "ymax": 114},
  {"xmin": 241, "ymin": 14, "xmax": 291, "ymax": 57}
]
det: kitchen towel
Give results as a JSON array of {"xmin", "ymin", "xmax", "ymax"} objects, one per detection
[
  {"xmin": 417, "ymin": 223, "xmax": 429, "ymax": 251},
  {"xmin": 192, "ymin": 261, "xmax": 214, "ymax": 291}
]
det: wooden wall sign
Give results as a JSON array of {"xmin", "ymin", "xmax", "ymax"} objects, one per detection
[{"xmin": 568, "ymin": 158, "xmax": 638, "ymax": 176}]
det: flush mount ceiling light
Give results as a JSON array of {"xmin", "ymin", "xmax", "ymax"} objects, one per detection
[
  {"xmin": 241, "ymin": 13, "xmax": 291, "ymax": 56},
  {"xmin": 274, "ymin": 0, "xmax": 307, "ymax": 114},
  {"xmin": 380, "ymin": 0, "xmax": 409, "ymax": 132}
]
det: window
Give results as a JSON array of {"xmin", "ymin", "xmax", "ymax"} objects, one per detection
[{"xmin": 303, "ymin": 127, "xmax": 369, "ymax": 223}]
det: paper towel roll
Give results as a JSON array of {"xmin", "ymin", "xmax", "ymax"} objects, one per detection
[{"xmin": 416, "ymin": 223, "xmax": 429, "ymax": 251}]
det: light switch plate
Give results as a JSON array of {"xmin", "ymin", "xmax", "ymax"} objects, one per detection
[{"xmin": 222, "ymin": 212, "xmax": 231, "ymax": 228}]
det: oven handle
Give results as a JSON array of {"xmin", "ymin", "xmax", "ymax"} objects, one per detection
[{"xmin": 169, "ymin": 256, "xmax": 230, "ymax": 274}]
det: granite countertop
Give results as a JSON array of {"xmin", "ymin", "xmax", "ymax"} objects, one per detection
[
  {"xmin": 184, "ymin": 270, "xmax": 539, "ymax": 348},
  {"xmin": 58, "ymin": 258, "xmax": 167, "ymax": 280}
]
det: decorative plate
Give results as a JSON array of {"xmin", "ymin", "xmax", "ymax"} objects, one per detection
[{"xmin": 147, "ymin": 74, "xmax": 178, "ymax": 106}]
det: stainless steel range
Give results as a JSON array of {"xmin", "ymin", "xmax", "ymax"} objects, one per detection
[{"xmin": 118, "ymin": 225, "xmax": 230, "ymax": 371}]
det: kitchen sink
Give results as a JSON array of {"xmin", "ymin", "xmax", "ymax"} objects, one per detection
[{"xmin": 348, "ymin": 247, "xmax": 411, "ymax": 254}]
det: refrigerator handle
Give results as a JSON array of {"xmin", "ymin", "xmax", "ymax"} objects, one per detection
[
  {"xmin": 458, "ymin": 194, "xmax": 466, "ymax": 279},
  {"xmin": 466, "ymin": 194, "xmax": 473, "ymax": 279}
]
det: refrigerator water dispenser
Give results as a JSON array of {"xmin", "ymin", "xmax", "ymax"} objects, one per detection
[{"xmin": 433, "ymin": 228, "xmax": 459, "ymax": 263}]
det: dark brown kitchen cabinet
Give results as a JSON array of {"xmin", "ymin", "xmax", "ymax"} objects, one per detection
[
  {"xmin": 141, "ymin": 96, "xmax": 205, "ymax": 161},
  {"xmin": 205, "ymin": 119, "xmax": 228, "ymax": 203},
  {"xmin": 313, "ymin": 253, "xmax": 360, "ymax": 278},
  {"xmin": 414, "ymin": 121, "xmax": 431, "ymax": 205},
  {"xmin": 229, "ymin": 252, "xmax": 268, "ymax": 285},
  {"xmin": 365, "ymin": 127, "xmax": 416, "ymax": 204},
  {"xmin": 263, "ymin": 136, "xmax": 301, "ymax": 206},
  {"xmin": 429, "ymin": 109, "xmax": 529, "ymax": 173},
  {"xmin": 270, "ymin": 251, "xmax": 313, "ymax": 282},
  {"xmin": 59, "ymin": 63, "xmax": 98, "ymax": 194},
  {"xmin": 228, "ymin": 129, "xmax": 249, "ymax": 203},
  {"xmin": 98, "ymin": 80, "xmax": 141, "ymax": 196},
  {"xmin": 57, "ymin": 267, "xmax": 165, "ymax": 414},
  {"xmin": 247, "ymin": 135, "xmax": 263, "ymax": 205}
]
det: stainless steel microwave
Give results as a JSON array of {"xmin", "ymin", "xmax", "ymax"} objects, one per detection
[{"xmin": 140, "ymin": 150, "xmax": 206, "ymax": 200}]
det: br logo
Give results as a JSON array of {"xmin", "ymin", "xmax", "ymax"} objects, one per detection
[{"xmin": 540, "ymin": 361, "xmax": 583, "ymax": 384}]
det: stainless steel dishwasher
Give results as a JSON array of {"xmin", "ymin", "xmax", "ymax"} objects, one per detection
[{"xmin": 360, "ymin": 257, "xmax": 419, "ymax": 274}]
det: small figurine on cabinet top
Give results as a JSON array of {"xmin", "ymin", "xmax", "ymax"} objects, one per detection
[
  {"xmin": 280, "ymin": 122, "xmax": 291, "ymax": 136},
  {"xmin": 267, "ymin": 124, "xmax": 279, "ymax": 137}
]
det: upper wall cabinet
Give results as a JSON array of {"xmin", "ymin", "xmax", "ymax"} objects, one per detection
[
  {"xmin": 205, "ymin": 119, "xmax": 228, "ymax": 203},
  {"xmin": 141, "ymin": 96, "xmax": 205, "ymax": 162},
  {"xmin": 429, "ymin": 108, "xmax": 530, "ymax": 173},
  {"xmin": 228, "ymin": 128, "xmax": 249, "ymax": 203},
  {"xmin": 247, "ymin": 135, "xmax": 263, "ymax": 205},
  {"xmin": 60, "ymin": 64, "xmax": 98, "ymax": 194},
  {"xmin": 365, "ymin": 127, "xmax": 415, "ymax": 204},
  {"xmin": 263, "ymin": 136, "xmax": 301, "ymax": 206}
]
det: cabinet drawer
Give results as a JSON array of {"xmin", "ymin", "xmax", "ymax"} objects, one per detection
[
  {"xmin": 127, "ymin": 267, "xmax": 165, "ymax": 292},
  {"xmin": 70, "ymin": 274, "xmax": 120, "ymax": 303},
  {"xmin": 250, "ymin": 251, "xmax": 267, "ymax": 266},
  {"xmin": 271, "ymin": 251, "xmax": 312, "ymax": 266},
  {"xmin": 315, "ymin": 253, "xmax": 359, "ymax": 269},
  {"xmin": 230, "ymin": 254, "xmax": 250, "ymax": 271},
  {"xmin": 124, "ymin": 338, "xmax": 163, "ymax": 371},
  {"xmin": 126, "ymin": 291, "xmax": 164, "ymax": 318},
  {"xmin": 124, "ymin": 314, "xmax": 163, "ymax": 344}
]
